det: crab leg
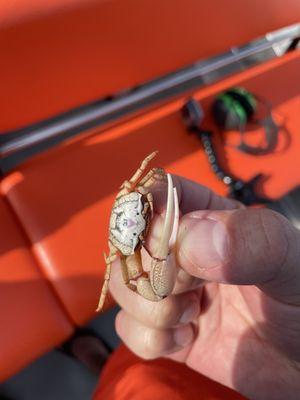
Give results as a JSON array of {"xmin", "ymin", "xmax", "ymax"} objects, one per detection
[
  {"xmin": 96, "ymin": 251, "xmax": 116, "ymax": 312},
  {"xmin": 136, "ymin": 167, "xmax": 166, "ymax": 195},
  {"xmin": 146, "ymin": 192, "xmax": 154, "ymax": 218},
  {"xmin": 118, "ymin": 151, "xmax": 158, "ymax": 196},
  {"xmin": 128, "ymin": 151, "xmax": 158, "ymax": 185},
  {"xmin": 120, "ymin": 256, "xmax": 137, "ymax": 292}
]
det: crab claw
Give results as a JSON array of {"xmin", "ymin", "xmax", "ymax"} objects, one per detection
[
  {"xmin": 136, "ymin": 174, "xmax": 179, "ymax": 302},
  {"xmin": 148, "ymin": 174, "xmax": 179, "ymax": 298}
]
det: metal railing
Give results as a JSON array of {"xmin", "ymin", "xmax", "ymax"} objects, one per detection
[{"xmin": 0, "ymin": 23, "xmax": 299, "ymax": 164}]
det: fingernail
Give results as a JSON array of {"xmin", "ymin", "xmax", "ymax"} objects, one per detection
[
  {"xmin": 180, "ymin": 301, "xmax": 200, "ymax": 324},
  {"xmin": 174, "ymin": 325, "xmax": 194, "ymax": 347},
  {"xmin": 180, "ymin": 218, "xmax": 228, "ymax": 269}
]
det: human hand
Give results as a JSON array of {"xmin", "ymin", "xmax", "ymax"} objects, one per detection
[{"xmin": 110, "ymin": 175, "xmax": 300, "ymax": 400}]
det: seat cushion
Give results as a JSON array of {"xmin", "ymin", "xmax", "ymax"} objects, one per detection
[
  {"xmin": 1, "ymin": 51, "xmax": 299, "ymax": 327},
  {"xmin": 0, "ymin": 195, "xmax": 73, "ymax": 382}
]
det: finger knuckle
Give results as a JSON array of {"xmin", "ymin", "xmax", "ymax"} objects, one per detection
[
  {"xmin": 258, "ymin": 209, "xmax": 291, "ymax": 274},
  {"xmin": 151, "ymin": 298, "xmax": 177, "ymax": 328},
  {"xmin": 140, "ymin": 330, "xmax": 161, "ymax": 359},
  {"xmin": 229, "ymin": 209, "xmax": 291, "ymax": 282}
]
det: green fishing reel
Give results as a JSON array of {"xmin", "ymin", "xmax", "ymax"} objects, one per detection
[
  {"xmin": 212, "ymin": 87, "xmax": 279, "ymax": 155},
  {"xmin": 212, "ymin": 87, "xmax": 257, "ymax": 130}
]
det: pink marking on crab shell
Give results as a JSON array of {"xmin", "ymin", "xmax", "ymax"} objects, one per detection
[{"xmin": 127, "ymin": 218, "xmax": 137, "ymax": 228}]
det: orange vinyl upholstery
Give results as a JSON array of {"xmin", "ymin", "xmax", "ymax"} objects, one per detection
[
  {"xmin": 0, "ymin": 195, "xmax": 73, "ymax": 383},
  {"xmin": 1, "ymin": 51, "xmax": 299, "ymax": 331},
  {"xmin": 0, "ymin": 0, "xmax": 300, "ymax": 131}
]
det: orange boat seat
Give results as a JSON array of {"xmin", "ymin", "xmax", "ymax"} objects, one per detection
[{"xmin": 0, "ymin": 195, "xmax": 73, "ymax": 382}]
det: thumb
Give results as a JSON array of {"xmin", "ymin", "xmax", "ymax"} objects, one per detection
[{"xmin": 177, "ymin": 208, "xmax": 300, "ymax": 305}]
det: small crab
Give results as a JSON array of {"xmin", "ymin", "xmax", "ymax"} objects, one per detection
[{"xmin": 96, "ymin": 151, "xmax": 179, "ymax": 312}]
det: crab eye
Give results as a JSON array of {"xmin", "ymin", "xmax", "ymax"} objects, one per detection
[
  {"xmin": 136, "ymin": 212, "xmax": 140, "ymax": 215},
  {"xmin": 133, "ymin": 233, "xmax": 137, "ymax": 236}
]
